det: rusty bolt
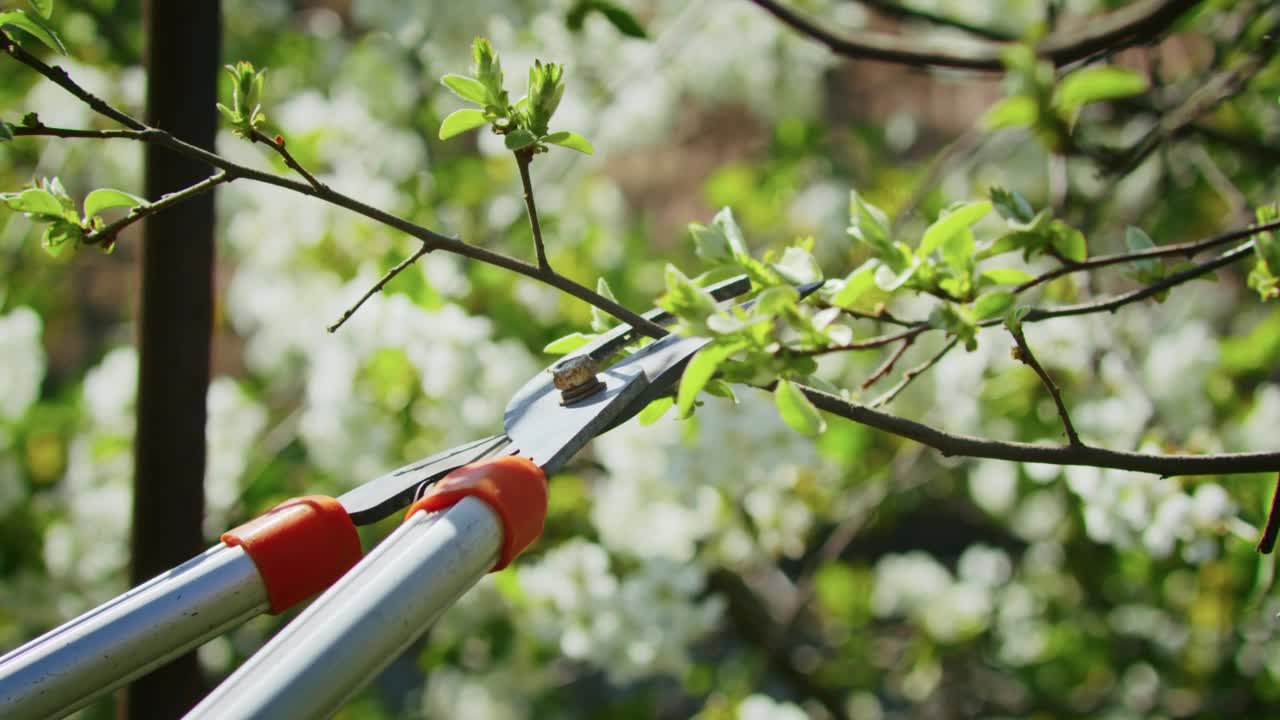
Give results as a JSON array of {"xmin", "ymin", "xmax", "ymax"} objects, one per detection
[{"xmin": 551, "ymin": 355, "xmax": 605, "ymax": 405}]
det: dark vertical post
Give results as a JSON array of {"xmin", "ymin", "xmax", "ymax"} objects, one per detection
[{"xmin": 123, "ymin": 2, "xmax": 220, "ymax": 718}]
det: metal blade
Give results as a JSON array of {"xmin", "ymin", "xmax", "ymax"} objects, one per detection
[{"xmin": 337, "ymin": 434, "xmax": 512, "ymax": 525}]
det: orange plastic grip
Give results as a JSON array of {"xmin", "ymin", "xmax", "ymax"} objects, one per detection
[
  {"xmin": 404, "ymin": 456, "xmax": 547, "ymax": 571},
  {"xmin": 221, "ymin": 495, "xmax": 363, "ymax": 614}
]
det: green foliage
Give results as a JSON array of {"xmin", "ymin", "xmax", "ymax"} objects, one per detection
[
  {"xmin": 1248, "ymin": 204, "xmax": 1280, "ymax": 300},
  {"xmin": 0, "ymin": 177, "xmax": 143, "ymax": 255},
  {"xmin": 0, "ymin": 7, "xmax": 64, "ymax": 53},
  {"xmin": 216, "ymin": 60, "xmax": 267, "ymax": 137},
  {"xmin": 437, "ymin": 37, "xmax": 593, "ymax": 156},
  {"xmin": 773, "ymin": 378, "xmax": 825, "ymax": 436},
  {"xmin": 983, "ymin": 44, "xmax": 1147, "ymax": 150},
  {"xmin": 565, "ymin": 0, "xmax": 648, "ymax": 39}
]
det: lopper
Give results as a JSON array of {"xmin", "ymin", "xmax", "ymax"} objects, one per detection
[{"xmin": 0, "ymin": 274, "xmax": 818, "ymax": 719}]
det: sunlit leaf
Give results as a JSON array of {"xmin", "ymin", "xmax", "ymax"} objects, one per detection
[
  {"xmin": 774, "ymin": 379, "xmax": 826, "ymax": 436},
  {"xmin": 83, "ymin": 188, "xmax": 144, "ymax": 220},
  {"xmin": 1048, "ymin": 220, "xmax": 1087, "ymax": 262},
  {"xmin": 832, "ymin": 260, "xmax": 878, "ymax": 308},
  {"xmin": 441, "ymin": 74, "xmax": 489, "ymax": 105},
  {"xmin": 3, "ymin": 188, "xmax": 63, "ymax": 217},
  {"xmin": 981, "ymin": 96, "xmax": 1037, "ymax": 131},
  {"xmin": 919, "ymin": 201, "xmax": 991, "ymax": 259},
  {"xmin": 0, "ymin": 10, "xmax": 65, "ymax": 53},
  {"xmin": 1053, "ymin": 66, "xmax": 1149, "ymax": 112},
  {"xmin": 637, "ymin": 395, "xmax": 674, "ymax": 425},
  {"xmin": 542, "ymin": 332, "xmax": 595, "ymax": 355},
  {"xmin": 979, "ymin": 267, "xmax": 1035, "ymax": 286},
  {"xmin": 973, "ymin": 290, "xmax": 1014, "ymax": 321},
  {"xmin": 677, "ymin": 340, "xmax": 745, "ymax": 418},
  {"xmin": 504, "ymin": 128, "xmax": 538, "ymax": 150},
  {"xmin": 438, "ymin": 108, "xmax": 488, "ymax": 140},
  {"xmin": 543, "ymin": 130, "xmax": 594, "ymax": 154}
]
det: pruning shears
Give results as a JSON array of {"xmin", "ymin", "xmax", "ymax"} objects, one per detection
[{"xmin": 0, "ymin": 274, "xmax": 820, "ymax": 720}]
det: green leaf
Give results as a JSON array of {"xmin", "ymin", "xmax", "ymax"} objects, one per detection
[
  {"xmin": 754, "ymin": 285, "xmax": 799, "ymax": 316},
  {"xmin": 689, "ymin": 222, "xmax": 731, "ymax": 262},
  {"xmin": 637, "ymin": 396, "xmax": 674, "ymax": 425},
  {"xmin": 3, "ymin": 187, "xmax": 63, "ymax": 217},
  {"xmin": 918, "ymin": 201, "xmax": 991, "ymax": 258},
  {"xmin": 543, "ymin": 130, "xmax": 594, "ymax": 155},
  {"xmin": 1048, "ymin": 220, "xmax": 1087, "ymax": 262},
  {"xmin": 774, "ymin": 379, "xmax": 826, "ymax": 436},
  {"xmin": 704, "ymin": 379, "xmax": 738, "ymax": 403},
  {"xmin": 0, "ymin": 122, "xmax": 11, "ymax": 142},
  {"xmin": 1124, "ymin": 226, "xmax": 1161, "ymax": 277},
  {"xmin": 771, "ymin": 246, "xmax": 822, "ymax": 284},
  {"xmin": 441, "ymin": 74, "xmax": 489, "ymax": 105},
  {"xmin": 83, "ymin": 188, "xmax": 144, "ymax": 220},
  {"xmin": 590, "ymin": 277, "xmax": 619, "ymax": 332},
  {"xmin": 0, "ymin": 10, "xmax": 65, "ymax": 53},
  {"xmin": 658, "ymin": 264, "xmax": 718, "ymax": 320},
  {"xmin": 27, "ymin": 0, "xmax": 53, "ymax": 20},
  {"xmin": 216, "ymin": 103, "xmax": 241, "ymax": 125},
  {"xmin": 1053, "ymin": 66, "xmax": 1149, "ymax": 112},
  {"xmin": 978, "ymin": 267, "xmax": 1035, "ymax": 286},
  {"xmin": 542, "ymin": 332, "xmax": 595, "ymax": 355},
  {"xmin": 40, "ymin": 220, "xmax": 82, "ymax": 256},
  {"xmin": 831, "ymin": 260, "xmax": 878, "ymax": 309},
  {"xmin": 712, "ymin": 207, "xmax": 748, "ymax": 260},
  {"xmin": 981, "ymin": 96, "xmax": 1038, "ymax": 131},
  {"xmin": 990, "ymin": 186, "xmax": 1035, "ymax": 224},
  {"xmin": 438, "ymin": 108, "xmax": 488, "ymax": 140},
  {"xmin": 677, "ymin": 341, "xmax": 745, "ymax": 418},
  {"xmin": 848, "ymin": 191, "xmax": 893, "ymax": 257},
  {"xmin": 973, "ymin": 290, "xmax": 1014, "ymax": 321},
  {"xmin": 597, "ymin": 1, "xmax": 648, "ymax": 38},
  {"xmin": 504, "ymin": 128, "xmax": 538, "ymax": 150},
  {"xmin": 1004, "ymin": 305, "xmax": 1031, "ymax": 334}
]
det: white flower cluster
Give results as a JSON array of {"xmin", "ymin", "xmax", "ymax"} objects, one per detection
[
  {"xmin": 1064, "ymin": 464, "xmax": 1238, "ymax": 561},
  {"xmin": 871, "ymin": 545, "xmax": 1011, "ymax": 644},
  {"xmin": 736, "ymin": 693, "xmax": 809, "ymax": 720},
  {"xmin": 593, "ymin": 391, "xmax": 827, "ymax": 563},
  {"xmin": 0, "ymin": 306, "xmax": 45, "ymax": 425},
  {"xmin": 518, "ymin": 539, "xmax": 724, "ymax": 683}
]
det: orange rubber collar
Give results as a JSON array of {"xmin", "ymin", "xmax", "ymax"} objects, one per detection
[
  {"xmin": 221, "ymin": 495, "xmax": 363, "ymax": 614},
  {"xmin": 404, "ymin": 456, "xmax": 547, "ymax": 571}
]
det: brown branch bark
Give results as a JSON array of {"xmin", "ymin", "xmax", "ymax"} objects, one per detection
[
  {"xmin": 1008, "ymin": 326, "xmax": 1081, "ymax": 446},
  {"xmin": 747, "ymin": 0, "xmax": 1202, "ymax": 71},
  {"xmin": 797, "ymin": 384, "xmax": 1280, "ymax": 476}
]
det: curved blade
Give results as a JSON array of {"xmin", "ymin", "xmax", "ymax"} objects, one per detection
[{"xmin": 337, "ymin": 434, "xmax": 511, "ymax": 525}]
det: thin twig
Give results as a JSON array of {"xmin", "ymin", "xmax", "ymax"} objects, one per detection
[
  {"xmin": 326, "ymin": 244, "xmax": 431, "ymax": 333},
  {"xmin": 250, "ymin": 129, "xmax": 327, "ymax": 193},
  {"xmin": 797, "ymin": 383, "xmax": 1280, "ymax": 476},
  {"xmin": 1013, "ymin": 219, "xmax": 1280, "ymax": 293},
  {"xmin": 1258, "ymin": 472, "xmax": 1280, "ymax": 554},
  {"xmin": 861, "ymin": 335, "xmax": 914, "ymax": 389},
  {"xmin": 793, "ymin": 325, "xmax": 925, "ymax": 357},
  {"xmin": 856, "ymin": 0, "xmax": 1018, "ymax": 41},
  {"xmin": 514, "ymin": 148, "xmax": 551, "ymax": 272},
  {"xmin": 1008, "ymin": 326, "xmax": 1081, "ymax": 446},
  {"xmin": 870, "ymin": 337, "xmax": 958, "ymax": 407},
  {"xmin": 2, "ymin": 45, "xmax": 669, "ymax": 339},
  {"xmin": 87, "ymin": 171, "xmax": 233, "ymax": 247},
  {"xmin": 746, "ymin": 0, "xmax": 1200, "ymax": 71}
]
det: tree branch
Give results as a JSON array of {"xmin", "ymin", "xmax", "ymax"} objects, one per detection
[
  {"xmin": 1008, "ymin": 325, "xmax": 1080, "ymax": 446},
  {"xmin": 855, "ymin": 0, "xmax": 1018, "ymax": 42},
  {"xmin": 797, "ymin": 384, "xmax": 1280, "ymax": 476},
  {"xmin": 1258, "ymin": 472, "xmax": 1280, "ymax": 554},
  {"xmin": 870, "ymin": 337, "xmax": 957, "ymax": 407},
  {"xmin": 861, "ymin": 334, "xmax": 914, "ymax": 389},
  {"xmin": 3, "ymin": 44, "xmax": 669, "ymax": 340},
  {"xmin": 87, "ymin": 171, "xmax": 233, "ymax": 247},
  {"xmin": 327, "ymin": 244, "xmax": 431, "ymax": 333},
  {"xmin": 746, "ymin": 0, "xmax": 1202, "ymax": 72},
  {"xmin": 514, "ymin": 148, "xmax": 552, "ymax": 273},
  {"xmin": 250, "ymin": 129, "xmax": 327, "ymax": 193},
  {"xmin": 1013, "ymin": 219, "xmax": 1280, "ymax": 293}
]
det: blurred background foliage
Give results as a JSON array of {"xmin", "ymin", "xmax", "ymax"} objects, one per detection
[{"xmin": 2, "ymin": 0, "xmax": 1280, "ymax": 718}]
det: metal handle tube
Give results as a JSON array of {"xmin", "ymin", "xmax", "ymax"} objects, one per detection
[
  {"xmin": 186, "ymin": 495, "xmax": 502, "ymax": 720},
  {"xmin": 0, "ymin": 544, "xmax": 270, "ymax": 720}
]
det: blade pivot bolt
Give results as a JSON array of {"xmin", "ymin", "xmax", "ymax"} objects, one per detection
[{"xmin": 551, "ymin": 356, "xmax": 605, "ymax": 405}]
